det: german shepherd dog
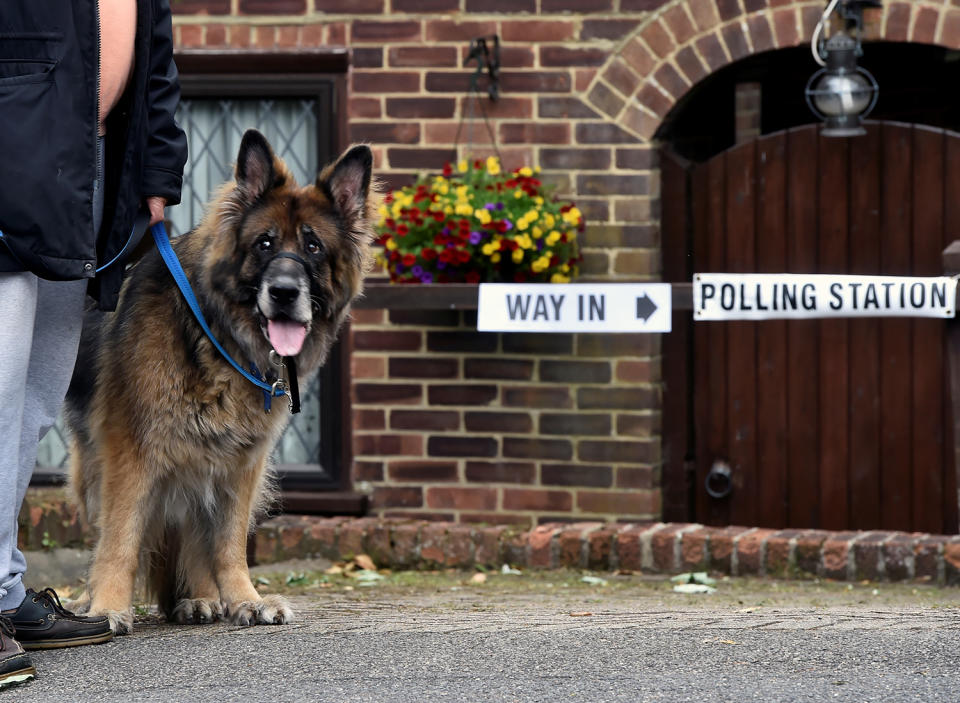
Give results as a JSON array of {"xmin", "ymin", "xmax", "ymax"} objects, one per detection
[{"xmin": 63, "ymin": 130, "xmax": 377, "ymax": 634}]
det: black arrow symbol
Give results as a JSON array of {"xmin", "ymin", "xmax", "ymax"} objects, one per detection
[{"xmin": 636, "ymin": 293, "xmax": 658, "ymax": 322}]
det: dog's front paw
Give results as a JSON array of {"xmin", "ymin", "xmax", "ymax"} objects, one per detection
[
  {"xmin": 224, "ymin": 595, "xmax": 294, "ymax": 626},
  {"xmin": 172, "ymin": 598, "xmax": 223, "ymax": 625},
  {"xmin": 88, "ymin": 608, "xmax": 134, "ymax": 635},
  {"xmin": 63, "ymin": 593, "xmax": 91, "ymax": 614}
]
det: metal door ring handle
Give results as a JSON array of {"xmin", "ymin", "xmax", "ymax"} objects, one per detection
[{"xmin": 706, "ymin": 461, "xmax": 733, "ymax": 499}]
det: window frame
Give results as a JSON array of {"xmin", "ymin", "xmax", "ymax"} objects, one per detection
[{"xmin": 175, "ymin": 50, "xmax": 359, "ymax": 510}]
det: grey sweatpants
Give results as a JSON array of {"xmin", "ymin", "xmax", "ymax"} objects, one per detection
[
  {"xmin": 0, "ymin": 137, "xmax": 103, "ymax": 610},
  {"xmin": 0, "ymin": 275, "xmax": 86, "ymax": 610}
]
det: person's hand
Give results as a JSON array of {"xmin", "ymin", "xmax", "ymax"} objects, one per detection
[{"xmin": 146, "ymin": 196, "xmax": 167, "ymax": 226}]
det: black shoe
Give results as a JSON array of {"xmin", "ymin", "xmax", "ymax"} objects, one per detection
[
  {"xmin": 3, "ymin": 588, "xmax": 113, "ymax": 650},
  {"xmin": 0, "ymin": 616, "xmax": 34, "ymax": 688}
]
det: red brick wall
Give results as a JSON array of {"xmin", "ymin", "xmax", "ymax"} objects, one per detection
[{"xmin": 171, "ymin": 0, "xmax": 957, "ymax": 525}]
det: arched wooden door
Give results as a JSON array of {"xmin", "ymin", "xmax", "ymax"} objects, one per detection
[{"xmin": 662, "ymin": 122, "xmax": 960, "ymax": 534}]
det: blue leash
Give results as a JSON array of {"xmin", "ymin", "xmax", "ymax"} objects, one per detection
[{"xmin": 150, "ymin": 222, "xmax": 287, "ymax": 412}]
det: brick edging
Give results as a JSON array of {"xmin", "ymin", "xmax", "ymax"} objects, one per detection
[{"xmin": 255, "ymin": 516, "xmax": 960, "ymax": 585}]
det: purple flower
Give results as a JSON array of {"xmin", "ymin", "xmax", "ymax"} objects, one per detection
[
  {"xmin": 437, "ymin": 261, "xmax": 447, "ymax": 270},
  {"xmin": 442, "ymin": 227, "xmax": 451, "ymax": 235},
  {"xmin": 468, "ymin": 231, "xmax": 482, "ymax": 245},
  {"xmin": 420, "ymin": 272, "xmax": 434, "ymax": 284},
  {"xmin": 495, "ymin": 202, "xmax": 504, "ymax": 211},
  {"xmin": 502, "ymin": 218, "xmax": 513, "ymax": 231},
  {"xmin": 537, "ymin": 239, "xmax": 544, "ymax": 250},
  {"xmin": 484, "ymin": 203, "xmax": 496, "ymax": 211},
  {"xmin": 411, "ymin": 265, "xmax": 423, "ymax": 277},
  {"xmin": 395, "ymin": 264, "xmax": 405, "ymax": 273}
]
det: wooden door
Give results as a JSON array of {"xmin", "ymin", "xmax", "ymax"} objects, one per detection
[{"xmin": 663, "ymin": 122, "xmax": 960, "ymax": 533}]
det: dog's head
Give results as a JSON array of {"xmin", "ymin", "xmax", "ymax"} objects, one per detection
[{"xmin": 205, "ymin": 129, "xmax": 377, "ymax": 369}]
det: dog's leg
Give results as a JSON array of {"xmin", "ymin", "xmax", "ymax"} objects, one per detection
[
  {"xmin": 172, "ymin": 525, "xmax": 223, "ymax": 625},
  {"xmin": 215, "ymin": 456, "xmax": 293, "ymax": 626},
  {"xmin": 84, "ymin": 434, "xmax": 154, "ymax": 635}
]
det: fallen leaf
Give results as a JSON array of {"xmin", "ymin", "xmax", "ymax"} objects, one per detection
[
  {"xmin": 351, "ymin": 570, "xmax": 385, "ymax": 583},
  {"xmin": 673, "ymin": 583, "xmax": 716, "ymax": 594},
  {"xmin": 569, "ymin": 612, "xmax": 593, "ymax": 617},
  {"xmin": 324, "ymin": 565, "xmax": 344, "ymax": 575},
  {"xmin": 354, "ymin": 554, "xmax": 377, "ymax": 571},
  {"xmin": 501, "ymin": 564, "xmax": 522, "ymax": 575},
  {"xmin": 470, "ymin": 573, "xmax": 487, "ymax": 584},
  {"xmin": 581, "ymin": 576, "xmax": 608, "ymax": 586}
]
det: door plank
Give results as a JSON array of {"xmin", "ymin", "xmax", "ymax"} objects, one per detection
[
  {"xmin": 754, "ymin": 132, "xmax": 789, "ymax": 527},
  {"xmin": 878, "ymin": 122, "xmax": 914, "ymax": 530},
  {"xmin": 785, "ymin": 126, "xmax": 822, "ymax": 528},
  {"xmin": 847, "ymin": 125, "xmax": 882, "ymax": 529},
  {"xmin": 911, "ymin": 125, "xmax": 946, "ymax": 534},
  {"xmin": 817, "ymin": 132, "xmax": 850, "ymax": 530},
  {"xmin": 724, "ymin": 140, "xmax": 759, "ymax": 526}
]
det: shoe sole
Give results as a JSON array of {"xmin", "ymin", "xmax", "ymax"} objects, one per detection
[
  {"xmin": 0, "ymin": 667, "xmax": 37, "ymax": 688},
  {"xmin": 20, "ymin": 631, "xmax": 114, "ymax": 650}
]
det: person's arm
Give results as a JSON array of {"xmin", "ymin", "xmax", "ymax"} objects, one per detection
[{"xmin": 143, "ymin": 0, "xmax": 187, "ymax": 223}]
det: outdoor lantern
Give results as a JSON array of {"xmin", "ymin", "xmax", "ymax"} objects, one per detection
[{"xmin": 805, "ymin": 0, "xmax": 880, "ymax": 137}]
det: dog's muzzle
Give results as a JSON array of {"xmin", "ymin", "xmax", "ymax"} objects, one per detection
[{"xmin": 258, "ymin": 253, "xmax": 312, "ymax": 357}]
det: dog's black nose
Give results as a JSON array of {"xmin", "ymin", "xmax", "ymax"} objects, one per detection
[{"xmin": 268, "ymin": 284, "xmax": 300, "ymax": 306}]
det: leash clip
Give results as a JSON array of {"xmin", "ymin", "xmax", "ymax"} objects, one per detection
[{"xmin": 268, "ymin": 350, "xmax": 301, "ymax": 415}]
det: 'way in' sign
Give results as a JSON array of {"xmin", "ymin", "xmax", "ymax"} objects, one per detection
[{"xmin": 477, "ymin": 283, "xmax": 672, "ymax": 333}]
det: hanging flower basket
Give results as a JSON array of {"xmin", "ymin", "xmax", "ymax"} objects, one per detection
[{"xmin": 376, "ymin": 156, "xmax": 583, "ymax": 284}]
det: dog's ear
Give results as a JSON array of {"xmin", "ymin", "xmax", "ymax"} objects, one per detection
[
  {"xmin": 320, "ymin": 145, "xmax": 372, "ymax": 222},
  {"xmin": 235, "ymin": 130, "xmax": 276, "ymax": 202}
]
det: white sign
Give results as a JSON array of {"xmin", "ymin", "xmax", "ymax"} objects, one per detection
[
  {"xmin": 477, "ymin": 283, "xmax": 672, "ymax": 333},
  {"xmin": 694, "ymin": 273, "xmax": 958, "ymax": 321}
]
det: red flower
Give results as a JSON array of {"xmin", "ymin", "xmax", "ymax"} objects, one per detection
[
  {"xmin": 442, "ymin": 163, "xmax": 453, "ymax": 177},
  {"xmin": 421, "ymin": 248, "xmax": 438, "ymax": 261},
  {"xmin": 385, "ymin": 218, "xmax": 396, "ymax": 229},
  {"xmin": 432, "ymin": 211, "xmax": 444, "ymax": 222},
  {"xmin": 396, "ymin": 224, "xmax": 409, "ymax": 236},
  {"xmin": 402, "ymin": 254, "xmax": 416, "ymax": 267},
  {"xmin": 456, "ymin": 249, "xmax": 471, "ymax": 263},
  {"xmin": 474, "ymin": 159, "xmax": 482, "ymax": 169},
  {"xmin": 389, "ymin": 251, "xmax": 400, "ymax": 262},
  {"xmin": 438, "ymin": 249, "xmax": 454, "ymax": 264},
  {"xmin": 466, "ymin": 271, "xmax": 481, "ymax": 284}
]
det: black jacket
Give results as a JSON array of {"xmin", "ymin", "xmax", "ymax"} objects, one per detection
[{"xmin": 0, "ymin": 0, "xmax": 187, "ymax": 310}]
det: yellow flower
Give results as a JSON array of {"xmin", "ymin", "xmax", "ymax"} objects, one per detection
[
  {"xmin": 475, "ymin": 208, "xmax": 492, "ymax": 225},
  {"xmin": 525, "ymin": 209, "xmax": 539, "ymax": 222},
  {"xmin": 455, "ymin": 203, "xmax": 474, "ymax": 216},
  {"xmin": 444, "ymin": 205, "xmax": 453, "ymax": 214},
  {"xmin": 457, "ymin": 159, "xmax": 468, "ymax": 173},
  {"xmin": 385, "ymin": 238, "xmax": 397, "ymax": 251},
  {"xmin": 518, "ymin": 166, "xmax": 533, "ymax": 177},
  {"xmin": 546, "ymin": 230, "xmax": 561, "ymax": 246},
  {"xmin": 551, "ymin": 273, "xmax": 570, "ymax": 283},
  {"xmin": 436, "ymin": 183, "xmax": 449, "ymax": 195},
  {"xmin": 486, "ymin": 156, "xmax": 501, "ymax": 175},
  {"xmin": 516, "ymin": 218, "xmax": 529, "ymax": 231},
  {"xmin": 532, "ymin": 226, "xmax": 543, "ymax": 239},
  {"xmin": 516, "ymin": 234, "xmax": 533, "ymax": 249},
  {"xmin": 534, "ymin": 197, "xmax": 544, "ymax": 205},
  {"xmin": 561, "ymin": 264, "xmax": 570, "ymax": 273},
  {"xmin": 514, "ymin": 190, "xmax": 523, "ymax": 199},
  {"xmin": 562, "ymin": 206, "xmax": 582, "ymax": 225},
  {"xmin": 491, "ymin": 253, "xmax": 501, "ymax": 263},
  {"xmin": 482, "ymin": 242, "xmax": 496, "ymax": 256},
  {"xmin": 512, "ymin": 248, "xmax": 524, "ymax": 264},
  {"xmin": 544, "ymin": 213, "xmax": 555, "ymax": 228},
  {"xmin": 456, "ymin": 185, "xmax": 470, "ymax": 200}
]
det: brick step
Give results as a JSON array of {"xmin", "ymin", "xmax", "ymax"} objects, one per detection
[{"xmin": 255, "ymin": 515, "xmax": 960, "ymax": 585}]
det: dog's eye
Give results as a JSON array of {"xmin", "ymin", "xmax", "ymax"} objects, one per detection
[
  {"xmin": 306, "ymin": 238, "xmax": 325, "ymax": 257},
  {"xmin": 256, "ymin": 235, "xmax": 274, "ymax": 252}
]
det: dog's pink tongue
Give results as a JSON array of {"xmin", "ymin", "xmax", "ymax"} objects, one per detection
[{"xmin": 267, "ymin": 319, "xmax": 307, "ymax": 357}]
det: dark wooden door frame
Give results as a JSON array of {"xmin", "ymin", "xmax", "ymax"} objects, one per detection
[{"xmin": 176, "ymin": 50, "xmax": 363, "ymax": 515}]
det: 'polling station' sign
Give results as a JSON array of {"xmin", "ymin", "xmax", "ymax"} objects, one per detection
[
  {"xmin": 477, "ymin": 283, "xmax": 672, "ymax": 333},
  {"xmin": 694, "ymin": 273, "xmax": 958, "ymax": 321}
]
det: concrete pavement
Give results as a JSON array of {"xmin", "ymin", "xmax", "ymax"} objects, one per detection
[{"xmin": 5, "ymin": 565, "xmax": 960, "ymax": 702}]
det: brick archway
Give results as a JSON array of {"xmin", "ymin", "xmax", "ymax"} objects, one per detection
[{"xmin": 585, "ymin": 0, "xmax": 959, "ymax": 142}]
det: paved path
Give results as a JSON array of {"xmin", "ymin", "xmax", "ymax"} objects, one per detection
[{"xmin": 6, "ymin": 586, "xmax": 960, "ymax": 702}]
